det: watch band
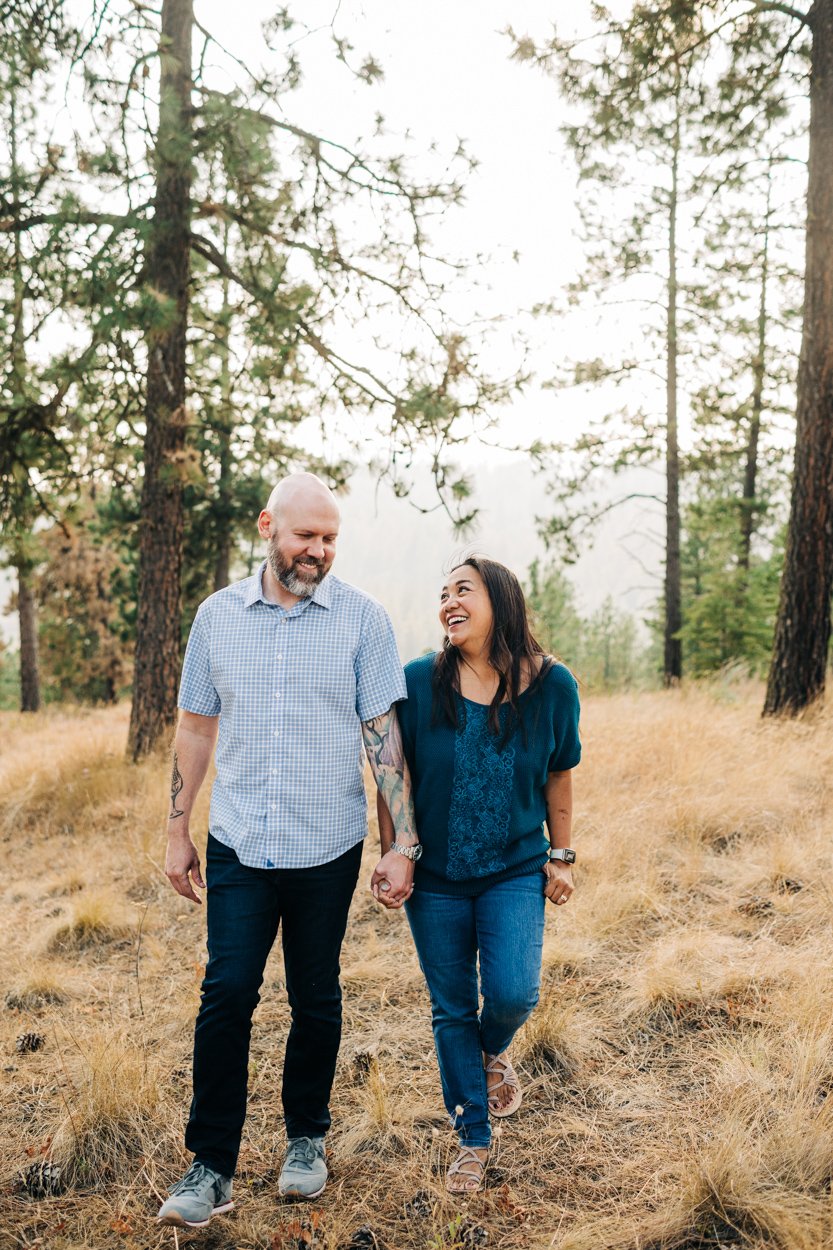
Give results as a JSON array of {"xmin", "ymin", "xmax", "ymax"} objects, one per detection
[
  {"xmin": 548, "ymin": 848, "xmax": 576, "ymax": 864},
  {"xmin": 391, "ymin": 841, "xmax": 423, "ymax": 862}
]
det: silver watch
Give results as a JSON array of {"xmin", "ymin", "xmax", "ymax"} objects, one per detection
[
  {"xmin": 548, "ymin": 848, "xmax": 576, "ymax": 864},
  {"xmin": 391, "ymin": 841, "xmax": 423, "ymax": 862}
]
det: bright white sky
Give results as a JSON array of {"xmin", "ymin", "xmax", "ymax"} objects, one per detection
[
  {"xmin": 1, "ymin": 1, "xmax": 804, "ymax": 650},
  {"xmin": 194, "ymin": 0, "xmax": 596, "ymax": 465}
]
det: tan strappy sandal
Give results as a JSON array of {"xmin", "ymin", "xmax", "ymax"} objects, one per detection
[
  {"xmin": 446, "ymin": 1145, "xmax": 487, "ymax": 1193},
  {"xmin": 484, "ymin": 1052, "xmax": 523, "ymax": 1117}
]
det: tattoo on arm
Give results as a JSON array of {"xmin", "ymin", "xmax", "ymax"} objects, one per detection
[
  {"xmin": 169, "ymin": 753, "xmax": 184, "ymax": 820},
  {"xmin": 362, "ymin": 708, "xmax": 417, "ymax": 844}
]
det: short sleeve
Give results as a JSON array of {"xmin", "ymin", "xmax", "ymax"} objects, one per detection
[
  {"xmin": 547, "ymin": 666, "xmax": 581, "ymax": 772},
  {"xmin": 398, "ymin": 659, "xmax": 425, "ymax": 762},
  {"xmin": 178, "ymin": 604, "xmax": 221, "ymax": 717},
  {"xmin": 354, "ymin": 601, "xmax": 407, "ymax": 722}
]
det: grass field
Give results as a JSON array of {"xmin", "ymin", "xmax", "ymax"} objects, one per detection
[{"xmin": 2, "ymin": 686, "xmax": 833, "ymax": 1250}]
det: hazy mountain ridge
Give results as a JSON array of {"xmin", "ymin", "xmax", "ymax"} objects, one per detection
[{"xmin": 336, "ymin": 460, "xmax": 662, "ymax": 662}]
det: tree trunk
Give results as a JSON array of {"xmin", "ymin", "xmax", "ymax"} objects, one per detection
[
  {"xmin": 127, "ymin": 0, "xmax": 193, "ymax": 760},
  {"xmin": 214, "ymin": 242, "xmax": 233, "ymax": 593},
  {"xmin": 740, "ymin": 160, "xmax": 772, "ymax": 574},
  {"xmin": 764, "ymin": 3, "xmax": 833, "ymax": 716},
  {"xmin": 664, "ymin": 93, "xmax": 683, "ymax": 686},
  {"xmin": 18, "ymin": 565, "xmax": 40, "ymax": 713}
]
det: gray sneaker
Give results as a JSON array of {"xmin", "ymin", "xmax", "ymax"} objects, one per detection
[
  {"xmin": 157, "ymin": 1160, "xmax": 234, "ymax": 1228},
  {"xmin": 278, "ymin": 1136, "xmax": 327, "ymax": 1199}
]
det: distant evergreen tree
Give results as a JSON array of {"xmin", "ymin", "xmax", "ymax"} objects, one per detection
[
  {"xmin": 35, "ymin": 501, "xmax": 133, "ymax": 704},
  {"xmin": 679, "ymin": 495, "xmax": 782, "ymax": 677},
  {"xmin": 526, "ymin": 559, "xmax": 584, "ymax": 670},
  {"xmin": 526, "ymin": 559, "xmax": 650, "ymax": 690},
  {"xmin": 0, "ymin": 3, "xmax": 82, "ymax": 712}
]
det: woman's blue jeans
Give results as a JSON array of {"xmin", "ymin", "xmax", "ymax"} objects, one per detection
[
  {"xmin": 405, "ymin": 871, "xmax": 546, "ymax": 1148},
  {"xmin": 185, "ymin": 833, "xmax": 362, "ymax": 1177}
]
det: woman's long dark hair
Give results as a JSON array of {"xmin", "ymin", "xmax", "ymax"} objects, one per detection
[{"xmin": 431, "ymin": 556, "xmax": 552, "ymax": 742}]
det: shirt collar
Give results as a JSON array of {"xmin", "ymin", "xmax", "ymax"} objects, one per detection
[{"xmin": 245, "ymin": 561, "xmax": 333, "ymax": 610}]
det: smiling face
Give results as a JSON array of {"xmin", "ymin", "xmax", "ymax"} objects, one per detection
[
  {"xmin": 439, "ymin": 564, "xmax": 495, "ymax": 655},
  {"xmin": 258, "ymin": 486, "xmax": 340, "ymax": 600}
]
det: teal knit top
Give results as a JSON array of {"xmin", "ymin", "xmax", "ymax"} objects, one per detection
[{"xmin": 399, "ymin": 653, "xmax": 581, "ymax": 897}]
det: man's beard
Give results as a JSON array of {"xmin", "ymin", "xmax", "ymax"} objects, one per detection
[{"xmin": 267, "ymin": 535, "xmax": 328, "ymax": 597}]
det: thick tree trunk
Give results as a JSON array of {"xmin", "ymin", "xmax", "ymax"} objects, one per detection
[
  {"xmin": 127, "ymin": 0, "xmax": 193, "ymax": 759},
  {"xmin": 764, "ymin": 3, "xmax": 833, "ymax": 716},
  {"xmin": 664, "ymin": 101, "xmax": 683, "ymax": 686},
  {"xmin": 17, "ymin": 565, "xmax": 40, "ymax": 713}
]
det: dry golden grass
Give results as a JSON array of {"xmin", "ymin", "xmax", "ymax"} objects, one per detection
[{"xmin": 1, "ymin": 686, "xmax": 833, "ymax": 1249}]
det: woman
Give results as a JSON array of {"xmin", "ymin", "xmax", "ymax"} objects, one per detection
[{"xmin": 372, "ymin": 557, "xmax": 581, "ymax": 1193}]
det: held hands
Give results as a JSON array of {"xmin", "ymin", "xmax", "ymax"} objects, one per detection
[
  {"xmin": 543, "ymin": 861, "xmax": 574, "ymax": 907},
  {"xmin": 165, "ymin": 831, "xmax": 206, "ymax": 905},
  {"xmin": 370, "ymin": 849, "xmax": 414, "ymax": 910}
]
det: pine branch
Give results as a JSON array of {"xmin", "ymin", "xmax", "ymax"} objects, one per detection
[
  {"xmin": 190, "ymin": 230, "xmax": 398, "ymax": 406},
  {"xmin": 0, "ymin": 209, "xmax": 144, "ymax": 233},
  {"xmin": 205, "ymin": 203, "xmax": 445, "ymax": 340},
  {"xmin": 746, "ymin": 2, "xmax": 812, "ymax": 26}
]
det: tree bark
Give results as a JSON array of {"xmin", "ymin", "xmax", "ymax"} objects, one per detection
[
  {"xmin": 127, "ymin": 0, "xmax": 193, "ymax": 759},
  {"xmin": 740, "ymin": 163, "xmax": 772, "ymax": 574},
  {"xmin": 764, "ymin": 1, "xmax": 833, "ymax": 715},
  {"xmin": 17, "ymin": 565, "xmax": 40, "ymax": 712},
  {"xmin": 664, "ymin": 91, "xmax": 683, "ymax": 686},
  {"xmin": 213, "ymin": 243, "xmax": 233, "ymax": 593}
]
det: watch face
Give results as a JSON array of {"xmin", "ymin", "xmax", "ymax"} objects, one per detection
[{"xmin": 551, "ymin": 849, "xmax": 576, "ymax": 864}]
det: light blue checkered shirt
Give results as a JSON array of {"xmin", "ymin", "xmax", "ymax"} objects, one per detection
[{"xmin": 178, "ymin": 563, "xmax": 407, "ymax": 869}]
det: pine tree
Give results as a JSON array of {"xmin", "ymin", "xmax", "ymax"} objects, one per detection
[
  {"xmin": 53, "ymin": 1, "xmax": 517, "ymax": 757},
  {"xmin": 512, "ymin": 4, "xmax": 723, "ymax": 686},
  {"xmin": 512, "ymin": 2, "xmax": 805, "ymax": 691},
  {"xmin": 760, "ymin": 0, "xmax": 833, "ymax": 713},
  {"xmin": 0, "ymin": 3, "xmax": 80, "ymax": 712}
]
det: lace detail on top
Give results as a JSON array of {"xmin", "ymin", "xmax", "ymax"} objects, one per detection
[{"xmin": 446, "ymin": 701, "xmax": 515, "ymax": 880}]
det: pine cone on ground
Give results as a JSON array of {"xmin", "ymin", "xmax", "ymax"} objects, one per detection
[
  {"xmin": 15, "ymin": 1032, "xmax": 46, "ymax": 1054},
  {"xmin": 16, "ymin": 1160, "xmax": 64, "ymax": 1197}
]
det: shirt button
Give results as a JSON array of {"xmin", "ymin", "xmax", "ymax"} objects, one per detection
[
  {"xmin": 274, "ymin": 730, "xmax": 281, "ymax": 738},
  {"xmin": 276, "ymin": 655, "xmax": 283, "ymax": 661},
  {"xmin": 271, "ymin": 803, "xmax": 277, "ymax": 811},
  {"xmin": 274, "ymin": 692, "xmax": 281, "ymax": 698}
]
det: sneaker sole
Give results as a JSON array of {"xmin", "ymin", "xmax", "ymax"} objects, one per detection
[
  {"xmin": 279, "ymin": 1181, "xmax": 326, "ymax": 1201},
  {"xmin": 158, "ymin": 1200, "xmax": 235, "ymax": 1228}
]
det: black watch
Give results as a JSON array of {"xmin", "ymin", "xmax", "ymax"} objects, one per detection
[{"xmin": 547, "ymin": 848, "xmax": 576, "ymax": 864}]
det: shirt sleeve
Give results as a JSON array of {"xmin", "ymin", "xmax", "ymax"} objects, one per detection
[
  {"xmin": 354, "ymin": 600, "xmax": 407, "ymax": 722},
  {"xmin": 178, "ymin": 604, "xmax": 221, "ymax": 717},
  {"xmin": 548, "ymin": 665, "xmax": 581, "ymax": 772},
  {"xmin": 397, "ymin": 661, "xmax": 422, "ymax": 763}
]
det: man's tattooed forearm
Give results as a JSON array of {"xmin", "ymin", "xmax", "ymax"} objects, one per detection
[
  {"xmin": 169, "ymin": 752, "xmax": 184, "ymax": 820},
  {"xmin": 362, "ymin": 711, "xmax": 416, "ymax": 842}
]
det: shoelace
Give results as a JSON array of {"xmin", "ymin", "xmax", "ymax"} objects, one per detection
[
  {"xmin": 172, "ymin": 1162, "xmax": 218, "ymax": 1197},
  {"xmin": 285, "ymin": 1138, "xmax": 321, "ymax": 1171}
]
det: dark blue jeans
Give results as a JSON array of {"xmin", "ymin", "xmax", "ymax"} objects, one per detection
[
  {"xmin": 185, "ymin": 833, "xmax": 362, "ymax": 1177},
  {"xmin": 405, "ymin": 872, "xmax": 546, "ymax": 1149}
]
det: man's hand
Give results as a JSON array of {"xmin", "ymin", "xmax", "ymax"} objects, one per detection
[
  {"xmin": 370, "ymin": 849, "xmax": 414, "ymax": 910},
  {"xmin": 165, "ymin": 833, "xmax": 206, "ymax": 905}
]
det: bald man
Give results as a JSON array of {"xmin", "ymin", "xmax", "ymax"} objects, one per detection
[{"xmin": 158, "ymin": 474, "xmax": 419, "ymax": 1227}]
